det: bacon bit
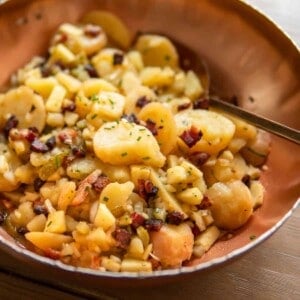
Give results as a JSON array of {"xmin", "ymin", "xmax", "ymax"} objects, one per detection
[
  {"xmin": 44, "ymin": 248, "xmax": 61, "ymax": 260},
  {"xmin": 45, "ymin": 136, "xmax": 56, "ymax": 150},
  {"xmin": 54, "ymin": 32, "xmax": 67, "ymax": 44},
  {"xmin": 33, "ymin": 200, "xmax": 48, "ymax": 216},
  {"xmin": 180, "ymin": 126, "xmax": 202, "ymax": 148},
  {"xmin": 189, "ymin": 152, "xmax": 210, "ymax": 167},
  {"xmin": 112, "ymin": 227, "xmax": 131, "ymax": 249},
  {"xmin": 242, "ymin": 174, "xmax": 251, "ymax": 187},
  {"xmin": 166, "ymin": 211, "xmax": 185, "ymax": 225},
  {"xmin": 58, "ymin": 128, "xmax": 77, "ymax": 145},
  {"xmin": 193, "ymin": 98, "xmax": 210, "ymax": 110},
  {"xmin": 135, "ymin": 96, "xmax": 151, "ymax": 108},
  {"xmin": 61, "ymin": 155, "xmax": 76, "ymax": 168},
  {"xmin": 24, "ymin": 128, "xmax": 39, "ymax": 143},
  {"xmin": 92, "ymin": 175, "xmax": 110, "ymax": 193},
  {"xmin": 145, "ymin": 219, "xmax": 163, "ymax": 231},
  {"xmin": 131, "ymin": 212, "xmax": 145, "ymax": 229},
  {"xmin": 84, "ymin": 64, "xmax": 98, "ymax": 78},
  {"xmin": 122, "ymin": 113, "xmax": 139, "ymax": 124},
  {"xmin": 84, "ymin": 24, "xmax": 102, "ymax": 37},
  {"xmin": 1, "ymin": 199, "xmax": 14, "ymax": 211},
  {"xmin": 177, "ymin": 102, "xmax": 191, "ymax": 111},
  {"xmin": 33, "ymin": 178, "xmax": 45, "ymax": 192},
  {"xmin": 148, "ymin": 257, "xmax": 161, "ymax": 270},
  {"xmin": 71, "ymin": 169, "xmax": 102, "ymax": 206},
  {"xmin": 30, "ymin": 139, "xmax": 49, "ymax": 153},
  {"xmin": 191, "ymin": 224, "xmax": 201, "ymax": 237},
  {"xmin": 113, "ymin": 53, "xmax": 124, "ymax": 65},
  {"xmin": 71, "ymin": 144, "xmax": 86, "ymax": 158},
  {"xmin": 197, "ymin": 196, "xmax": 212, "ymax": 210},
  {"xmin": 137, "ymin": 179, "xmax": 158, "ymax": 201},
  {"xmin": 62, "ymin": 102, "xmax": 76, "ymax": 113},
  {"xmin": 145, "ymin": 119, "xmax": 158, "ymax": 136},
  {"xmin": 3, "ymin": 115, "xmax": 18, "ymax": 138}
]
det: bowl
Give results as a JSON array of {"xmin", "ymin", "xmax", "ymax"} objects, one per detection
[{"xmin": 0, "ymin": 0, "xmax": 299, "ymax": 289}]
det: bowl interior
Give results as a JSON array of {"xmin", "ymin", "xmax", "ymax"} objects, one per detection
[{"xmin": 0, "ymin": 0, "xmax": 299, "ymax": 285}]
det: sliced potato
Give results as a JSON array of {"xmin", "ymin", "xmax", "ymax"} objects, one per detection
[
  {"xmin": 25, "ymin": 232, "xmax": 72, "ymax": 250},
  {"xmin": 93, "ymin": 119, "xmax": 166, "ymax": 168},
  {"xmin": 138, "ymin": 102, "xmax": 177, "ymax": 155},
  {"xmin": 81, "ymin": 10, "xmax": 132, "ymax": 49},
  {"xmin": 175, "ymin": 109, "xmax": 235, "ymax": 155},
  {"xmin": 0, "ymin": 86, "xmax": 46, "ymax": 132},
  {"xmin": 135, "ymin": 34, "xmax": 179, "ymax": 68}
]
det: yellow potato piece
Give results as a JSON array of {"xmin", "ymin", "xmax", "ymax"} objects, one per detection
[
  {"xmin": 25, "ymin": 232, "xmax": 72, "ymax": 251},
  {"xmin": 175, "ymin": 109, "xmax": 235, "ymax": 155},
  {"xmin": 138, "ymin": 102, "xmax": 177, "ymax": 155},
  {"xmin": 93, "ymin": 119, "xmax": 166, "ymax": 168},
  {"xmin": 81, "ymin": 10, "xmax": 132, "ymax": 49},
  {"xmin": 0, "ymin": 86, "xmax": 46, "ymax": 133},
  {"xmin": 206, "ymin": 181, "xmax": 253, "ymax": 230},
  {"xmin": 135, "ymin": 34, "xmax": 179, "ymax": 68}
]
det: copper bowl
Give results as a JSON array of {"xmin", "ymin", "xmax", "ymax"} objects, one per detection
[{"xmin": 0, "ymin": 0, "xmax": 299, "ymax": 289}]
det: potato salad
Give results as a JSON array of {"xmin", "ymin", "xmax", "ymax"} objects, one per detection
[{"xmin": 0, "ymin": 11, "xmax": 270, "ymax": 272}]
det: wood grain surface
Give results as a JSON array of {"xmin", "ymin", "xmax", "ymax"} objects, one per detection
[{"xmin": 0, "ymin": 0, "xmax": 299, "ymax": 299}]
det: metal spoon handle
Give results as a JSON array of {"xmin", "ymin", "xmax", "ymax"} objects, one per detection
[{"xmin": 209, "ymin": 98, "xmax": 300, "ymax": 144}]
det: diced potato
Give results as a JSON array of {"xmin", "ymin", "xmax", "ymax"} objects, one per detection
[
  {"xmin": 50, "ymin": 43, "xmax": 76, "ymax": 64},
  {"xmin": 138, "ymin": 102, "xmax": 177, "ymax": 155},
  {"xmin": 140, "ymin": 67, "xmax": 174, "ymax": 87},
  {"xmin": 166, "ymin": 166, "xmax": 187, "ymax": 184},
  {"xmin": 193, "ymin": 225, "xmax": 220, "ymax": 257},
  {"xmin": 134, "ymin": 34, "xmax": 178, "ymax": 68},
  {"xmin": 66, "ymin": 157, "xmax": 101, "ymax": 180},
  {"xmin": 250, "ymin": 180, "xmax": 265, "ymax": 208},
  {"xmin": 9, "ymin": 201, "xmax": 35, "ymax": 227},
  {"xmin": 175, "ymin": 109, "xmax": 235, "ymax": 155},
  {"xmin": 206, "ymin": 181, "xmax": 253, "ymax": 230},
  {"xmin": 136, "ymin": 226, "xmax": 150, "ymax": 248},
  {"xmin": 184, "ymin": 70, "xmax": 204, "ymax": 100},
  {"xmin": 177, "ymin": 187, "xmax": 203, "ymax": 205},
  {"xmin": 127, "ymin": 236, "xmax": 144, "ymax": 259},
  {"xmin": 99, "ymin": 181, "xmax": 134, "ymax": 217},
  {"xmin": 14, "ymin": 164, "xmax": 36, "ymax": 184},
  {"xmin": 25, "ymin": 77, "xmax": 58, "ymax": 98},
  {"xmin": 86, "ymin": 228, "xmax": 114, "ymax": 251},
  {"xmin": 0, "ymin": 86, "xmax": 46, "ymax": 133},
  {"xmin": 57, "ymin": 181, "xmax": 76, "ymax": 211},
  {"xmin": 75, "ymin": 221, "xmax": 90, "ymax": 235},
  {"xmin": 121, "ymin": 71, "xmax": 141, "ymax": 95},
  {"xmin": 94, "ymin": 202, "xmax": 116, "ymax": 230},
  {"xmin": 45, "ymin": 85, "xmax": 66, "ymax": 113},
  {"xmin": 120, "ymin": 258, "xmax": 152, "ymax": 272},
  {"xmin": 45, "ymin": 210, "xmax": 67, "ymax": 234},
  {"xmin": 150, "ymin": 223, "xmax": 193, "ymax": 267},
  {"xmin": 93, "ymin": 119, "xmax": 166, "ymax": 168},
  {"xmin": 56, "ymin": 72, "xmax": 82, "ymax": 93},
  {"xmin": 46, "ymin": 112, "xmax": 64, "ymax": 127},
  {"xmin": 81, "ymin": 10, "xmax": 132, "ymax": 49},
  {"xmin": 101, "ymin": 256, "xmax": 121, "ymax": 272},
  {"xmin": 191, "ymin": 211, "xmax": 206, "ymax": 232},
  {"xmin": 25, "ymin": 232, "xmax": 72, "ymax": 250},
  {"xmin": 27, "ymin": 214, "xmax": 47, "ymax": 232},
  {"xmin": 126, "ymin": 51, "xmax": 144, "ymax": 72},
  {"xmin": 81, "ymin": 78, "xmax": 117, "ymax": 98}
]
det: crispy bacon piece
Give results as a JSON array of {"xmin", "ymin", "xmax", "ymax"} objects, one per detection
[
  {"xmin": 33, "ymin": 178, "xmax": 46, "ymax": 192},
  {"xmin": 3, "ymin": 115, "xmax": 18, "ymax": 138},
  {"xmin": 135, "ymin": 96, "xmax": 150, "ymax": 108},
  {"xmin": 122, "ymin": 113, "xmax": 139, "ymax": 124},
  {"xmin": 71, "ymin": 170, "xmax": 102, "ymax": 206},
  {"xmin": 180, "ymin": 126, "xmax": 202, "ymax": 148},
  {"xmin": 30, "ymin": 139, "xmax": 49, "ymax": 153},
  {"xmin": 145, "ymin": 219, "xmax": 163, "ymax": 232},
  {"xmin": 58, "ymin": 128, "xmax": 77, "ymax": 145},
  {"xmin": 177, "ymin": 102, "xmax": 191, "ymax": 111},
  {"xmin": 148, "ymin": 257, "xmax": 161, "ymax": 270},
  {"xmin": 113, "ymin": 53, "xmax": 124, "ymax": 65},
  {"xmin": 33, "ymin": 200, "xmax": 48, "ymax": 216},
  {"xmin": 131, "ymin": 212, "xmax": 145, "ymax": 229},
  {"xmin": 242, "ymin": 174, "xmax": 251, "ymax": 187},
  {"xmin": 137, "ymin": 179, "xmax": 158, "ymax": 201},
  {"xmin": 189, "ymin": 151, "xmax": 210, "ymax": 167},
  {"xmin": 145, "ymin": 119, "xmax": 158, "ymax": 136},
  {"xmin": 197, "ymin": 196, "xmax": 212, "ymax": 210},
  {"xmin": 84, "ymin": 24, "xmax": 102, "ymax": 37},
  {"xmin": 84, "ymin": 64, "xmax": 98, "ymax": 78},
  {"xmin": 166, "ymin": 211, "xmax": 185, "ymax": 225},
  {"xmin": 112, "ymin": 227, "xmax": 131, "ymax": 249},
  {"xmin": 92, "ymin": 175, "xmax": 110, "ymax": 193}
]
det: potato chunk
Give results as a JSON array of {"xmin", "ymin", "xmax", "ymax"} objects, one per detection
[
  {"xmin": 138, "ymin": 102, "xmax": 177, "ymax": 155},
  {"xmin": 0, "ymin": 86, "xmax": 46, "ymax": 132},
  {"xmin": 150, "ymin": 223, "xmax": 194, "ymax": 267},
  {"xmin": 93, "ymin": 119, "xmax": 165, "ymax": 167},
  {"xmin": 206, "ymin": 181, "xmax": 253, "ymax": 230},
  {"xmin": 175, "ymin": 109, "xmax": 235, "ymax": 155}
]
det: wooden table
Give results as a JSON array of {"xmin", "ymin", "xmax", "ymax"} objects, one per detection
[{"xmin": 0, "ymin": 1, "xmax": 299, "ymax": 299}]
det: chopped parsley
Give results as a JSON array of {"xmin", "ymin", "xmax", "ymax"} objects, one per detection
[
  {"xmin": 137, "ymin": 136, "xmax": 142, "ymax": 141},
  {"xmin": 103, "ymin": 196, "xmax": 109, "ymax": 202},
  {"xmin": 90, "ymin": 94, "xmax": 99, "ymax": 102}
]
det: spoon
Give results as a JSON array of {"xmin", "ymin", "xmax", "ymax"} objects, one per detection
[{"xmin": 171, "ymin": 38, "xmax": 300, "ymax": 144}]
